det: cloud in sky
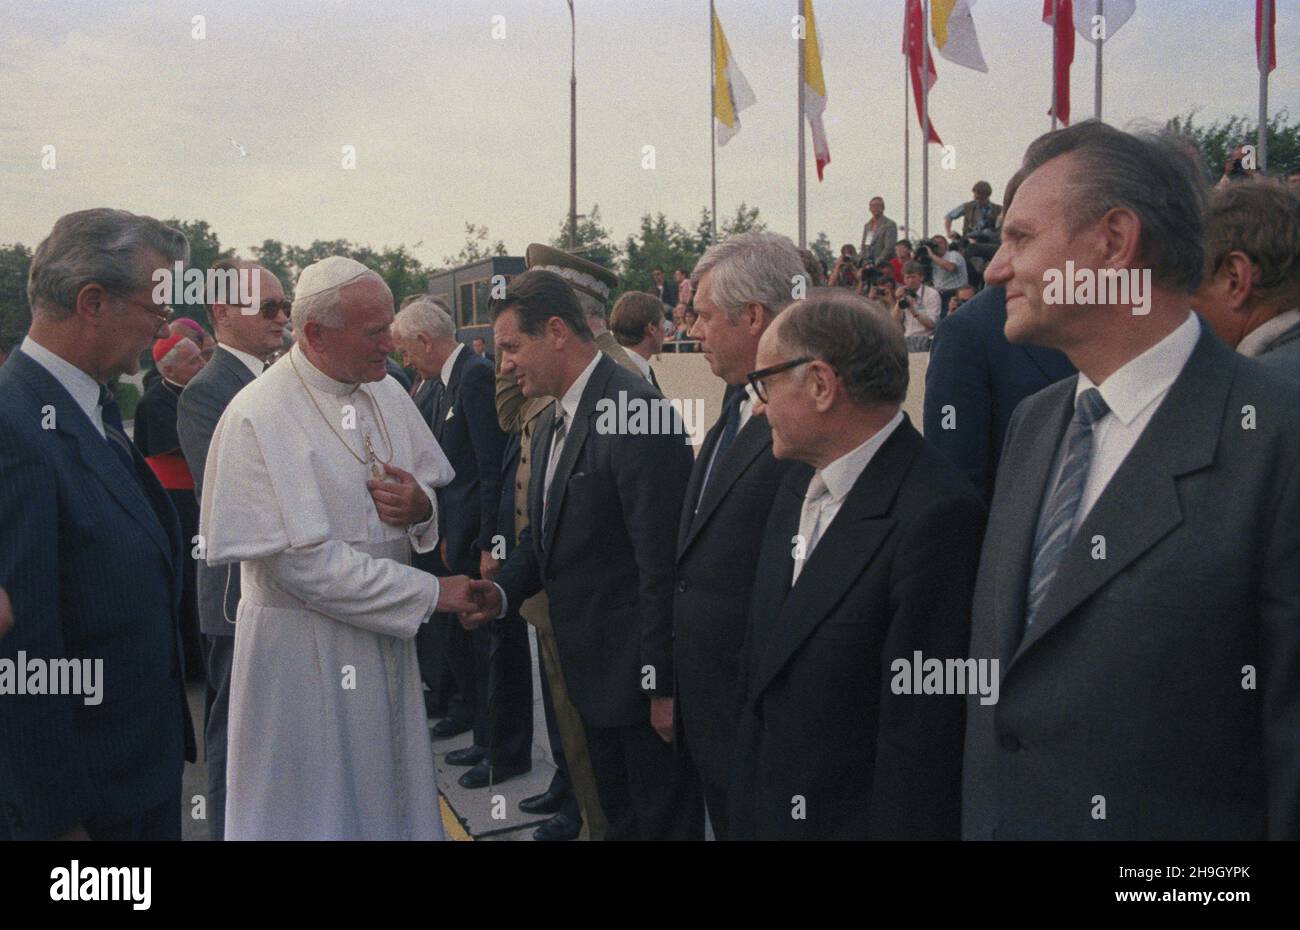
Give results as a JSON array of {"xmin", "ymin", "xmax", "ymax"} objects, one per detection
[{"xmin": 1, "ymin": 0, "xmax": 1295, "ymax": 267}]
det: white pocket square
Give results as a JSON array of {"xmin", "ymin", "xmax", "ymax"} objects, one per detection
[{"xmin": 445, "ymin": 406, "xmax": 455, "ymax": 421}]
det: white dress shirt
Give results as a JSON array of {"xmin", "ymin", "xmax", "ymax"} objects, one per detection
[
  {"xmin": 1050, "ymin": 311, "xmax": 1201, "ymax": 536},
  {"xmin": 1237, "ymin": 307, "xmax": 1300, "ymax": 358},
  {"xmin": 902, "ymin": 286, "xmax": 942, "ymax": 338},
  {"xmin": 792, "ymin": 410, "xmax": 904, "ymax": 583},
  {"xmin": 21, "ymin": 335, "xmax": 106, "ymax": 437},
  {"xmin": 626, "ymin": 349, "xmax": 653, "ymax": 382},
  {"xmin": 221, "ymin": 343, "xmax": 266, "ymax": 378},
  {"xmin": 439, "ymin": 341, "xmax": 466, "ymax": 387}
]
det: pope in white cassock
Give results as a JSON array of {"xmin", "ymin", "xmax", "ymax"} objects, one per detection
[{"xmin": 200, "ymin": 257, "xmax": 480, "ymax": 840}]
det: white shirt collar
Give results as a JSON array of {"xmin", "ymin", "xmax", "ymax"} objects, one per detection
[
  {"xmin": 1237, "ymin": 307, "xmax": 1300, "ymax": 358},
  {"xmin": 627, "ymin": 349, "xmax": 652, "ymax": 381},
  {"xmin": 221, "ymin": 344, "xmax": 265, "ymax": 378},
  {"xmin": 558, "ymin": 351, "xmax": 603, "ymax": 423},
  {"xmin": 440, "ymin": 341, "xmax": 466, "ymax": 386},
  {"xmin": 814, "ymin": 410, "xmax": 905, "ymax": 501},
  {"xmin": 20, "ymin": 335, "xmax": 105, "ymax": 436},
  {"xmin": 1076, "ymin": 312, "xmax": 1200, "ymax": 426}
]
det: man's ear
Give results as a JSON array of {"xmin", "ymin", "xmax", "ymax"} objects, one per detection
[
  {"xmin": 74, "ymin": 282, "xmax": 111, "ymax": 323},
  {"xmin": 1098, "ymin": 206, "xmax": 1142, "ymax": 271},
  {"xmin": 301, "ymin": 319, "xmax": 326, "ymax": 351},
  {"xmin": 744, "ymin": 303, "xmax": 768, "ymax": 336},
  {"xmin": 809, "ymin": 360, "xmax": 838, "ymax": 413},
  {"xmin": 1219, "ymin": 251, "xmax": 1258, "ymax": 313}
]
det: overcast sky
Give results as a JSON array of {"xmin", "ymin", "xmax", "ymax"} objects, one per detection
[{"xmin": 2, "ymin": 0, "xmax": 1296, "ymax": 267}]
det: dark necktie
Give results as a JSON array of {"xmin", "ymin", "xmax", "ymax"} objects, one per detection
[
  {"xmin": 543, "ymin": 405, "xmax": 568, "ymax": 521},
  {"xmin": 697, "ymin": 389, "xmax": 744, "ymax": 509},
  {"xmin": 99, "ymin": 384, "xmax": 142, "ymax": 481},
  {"xmin": 1024, "ymin": 388, "xmax": 1110, "ymax": 629}
]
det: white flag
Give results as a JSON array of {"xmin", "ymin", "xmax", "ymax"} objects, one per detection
[{"xmin": 1072, "ymin": 0, "xmax": 1136, "ymax": 45}]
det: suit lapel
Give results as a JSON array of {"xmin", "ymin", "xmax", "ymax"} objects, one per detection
[
  {"xmin": 749, "ymin": 420, "xmax": 923, "ymax": 700},
  {"xmin": 1020, "ymin": 343, "xmax": 1069, "ymax": 384},
  {"xmin": 541, "ymin": 357, "xmax": 613, "ymax": 557},
  {"xmin": 1011, "ymin": 331, "xmax": 1230, "ymax": 664},
  {"xmin": 11, "ymin": 352, "xmax": 175, "ymax": 564},
  {"xmin": 680, "ymin": 414, "xmax": 772, "ymax": 558},
  {"xmin": 678, "ymin": 413, "xmax": 723, "ymax": 554}
]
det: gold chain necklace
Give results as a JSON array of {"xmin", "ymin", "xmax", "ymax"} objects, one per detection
[{"xmin": 290, "ymin": 350, "xmax": 395, "ymax": 479}]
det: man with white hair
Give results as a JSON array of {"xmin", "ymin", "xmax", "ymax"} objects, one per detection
[
  {"xmin": 200, "ymin": 256, "xmax": 471, "ymax": 840},
  {"xmin": 391, "ymin": 297, "xmax": 532, "ymax": 789}
]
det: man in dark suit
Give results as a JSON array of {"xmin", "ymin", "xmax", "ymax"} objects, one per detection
[
  {"xmin": 924, "ymin": 285, "xmax": 1075, "ymax": 501},
  {"xmin": 177, "ymin": 259, "xmax": 289, "ymax": 840},
  {"xmin": 729, "ymin": 290, "xmax": 986, "ymax": 840},
  {"xmin": 462, "ymin": 270, "xmax": 703, "ymax": 840},
  {"xmin": 671, "ymin": 232, "xmax": 803, "ymax": 839},
  {"xmin": 134, "ymin": 332, "xmax": 207, "ymax": 682},
  {"xmin": 651, "ymin": 266, "xmax": 678, "ymax": 313},
  {"xmin": 963, "ymin": 121, "xmax": 1300, "ymax": 840},
  {"xmin": 392, "ymin": 296, "xmax": 531, "ymax": 788},
  {"xmin": 0, "ymin": 208, "xmax": 195, "ymax": 840}
]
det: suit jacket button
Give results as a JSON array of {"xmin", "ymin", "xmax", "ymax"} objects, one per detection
[
  {"xmin": 677, "ymin": 579, "xmax": 687, "ymax": 593},
  {"xmin": 998, "ymin": 733, "xmax": 1021, "ymax": 752},
  {"xmin": 516, "ymin": 482, "xmax": 522, "ymax": 490}
]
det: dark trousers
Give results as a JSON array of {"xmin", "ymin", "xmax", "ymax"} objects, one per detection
[
  {"xmin": 585, "ymin": 721, "xmax": 704, "ymax": 841},
  {"xmin": 442, "ymin": 612, "xmax": 480, "ymax": 729},
  {"xmin": 473, "ymin": 615, "xmax": 534, "ymax": 768},
  {"xmin": 537, "ymin": 645, "xmax": 580, "ymax": 821},
  {"xmin": 85, "ymin": 794, "xmax": 182, "ymax": 841},
  {"xmin": 204, "ymin": 633, "xmax": 234, "ymax": 841},
  {"xmin": 170, "ymin": 490, "xmax": 205, "ymax": 683},
  {"xmin": 416, "ymin": 616, "xmax": 462, "ymax": 718}
]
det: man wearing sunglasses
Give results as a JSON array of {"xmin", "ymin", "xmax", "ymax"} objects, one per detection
[
  {"xmin": 729, "ymin": 289, "xmax": 986, "ymax": 840},
  {"xmin": 176, "ymin": 259, "xmax": 289, "ymax": 840}
]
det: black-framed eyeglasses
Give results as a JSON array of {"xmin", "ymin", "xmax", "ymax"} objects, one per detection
[{"xmin": 746, "ymin": 356, "xmax": 814, "ymax": 404}]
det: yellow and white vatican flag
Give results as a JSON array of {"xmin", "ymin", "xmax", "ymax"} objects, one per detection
[
  {"xmin": 801, "ymin": 0, "xmax": 830, "ymax": 179},
  {"xmin": 932, "ymin": 0, "xmax": 989, "ymax": 72},
  {"xmin": 713, "ymin": 9, "xmax": 756, "ymax": 146}
]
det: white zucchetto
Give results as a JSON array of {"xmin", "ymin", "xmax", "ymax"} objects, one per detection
[{"xmin": 295, "ymin": 256, "xmax": 374, "ymax": 300}]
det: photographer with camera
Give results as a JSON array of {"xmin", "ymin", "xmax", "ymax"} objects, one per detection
[
  {"xmin": 947, "ymin": 285, "xmax": 976, "ymax": 316},
  {"xmin": 830, "ymin": 244, "xmax": 861, "ymax": 289},
  {"xmin": 926, "ymin": 234, "xmax": 969, "ymax": 318},
  {"xmin": 891, "ymin": 261, "xmax": 941, "ymax": 352}
]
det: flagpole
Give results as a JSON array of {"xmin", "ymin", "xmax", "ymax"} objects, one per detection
[
  {"xmin": 1051, "ymin": 1, "xmax": 1059, "ymax": 131},
  {"xmin": 1095, "ymin": 0, "xmax": 1104, "ymax": 120},
  {"xmin": 1258, "ymin": 0, "xmax": 1271, "ymax": 171},
  {"xmin": 904, "ymin": 50, "xmax": 911, "ymax": 242},
  {"xmin": 568, "ymin": 0, "xmax": 577, "ymax": 249},
  {"xmin": 710, "ymin": 0, "xmax": 718, "ymax": 241},
  {"xmin": 921, "ymin": 0, "xmax": 930, "ymax": 240},
  {"xmin": 797, "ymin": 0, "xmax": 807, "ymax": 248}
]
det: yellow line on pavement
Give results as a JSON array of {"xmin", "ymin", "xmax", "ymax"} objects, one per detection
[{"xmin": 440, "ymin": 794, "xmax": 473, "ymax": 841}]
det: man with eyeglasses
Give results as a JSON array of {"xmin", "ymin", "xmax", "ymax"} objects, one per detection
[
  {"xmin": 0, "ymin": 208, "xmax": 196, "ymax": 840},
  {"xmin": 729, "ymin": 289, "xmax": 986, "ymax": 840},
  {"xmin": 176, "ymin": 258, "xmax": 289, "ymax": 839}
]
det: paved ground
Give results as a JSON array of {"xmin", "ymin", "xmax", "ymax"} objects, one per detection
[{"xmin": 182, "ymin": 627, "xmax": 556, "ymax": 841}]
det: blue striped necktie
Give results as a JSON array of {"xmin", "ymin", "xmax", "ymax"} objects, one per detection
[
  {"xmin": 98, "ymin": 384, "xmax": 142, "ymax": 481},
  {"xmin": 1024, "ymin": 387, "xmax": 1110, "ymax": 629}
]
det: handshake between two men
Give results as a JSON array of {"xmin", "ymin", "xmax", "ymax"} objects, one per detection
[
  {"xmin": 364, "ymin": 461, "xmax": 506, "ymax": 631},
  {"xmin": 436, "ymin": 575, "xmax": 504, "ymax": 631}
]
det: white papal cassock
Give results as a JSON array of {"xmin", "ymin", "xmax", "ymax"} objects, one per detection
[{"xmin": 200, "ymin": 344, "xmax": 454, "ymax": 840}]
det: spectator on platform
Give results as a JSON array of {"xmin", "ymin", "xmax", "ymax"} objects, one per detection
[
  {"xmin": 859, "ymin": 196, "xmax": 899, "ymax": 268},
  {"xmin": 674, "ymin": 268, "xmax": 693, "ymax": 308}
]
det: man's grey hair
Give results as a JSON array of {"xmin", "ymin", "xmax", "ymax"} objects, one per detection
[
  {"xmin": 775, "ymin": 288, "xmax": 908, "ymax": 408},
  {"xmin": 576, "ymin": 290, "xmax": 607, "ymax": 322},
  {"xmin": 27, "ymin": 208, "xmax": 190, "ymax": 320},
  {"xmin": 290, "ymin": 271, "xmax": 386, "ymax": 333},
  {"xmin": 691, "ymin": 231, "xmax": 806, "ymax": 323},
  {"xmin": 158, "ymin": 338, "xmax": 199, "ymax": 376},
  {"xmin": 1019, "ymin": 119, "xmax": 1208, "ymax": 293},
  {"xmin": 392, "ymin": 295, "xmax": 456, "ymax": 340}
]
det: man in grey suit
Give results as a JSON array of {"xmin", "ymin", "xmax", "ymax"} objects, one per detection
[
  {"xmin": 859, "ymin": 197, "xmax": 898, "ymax": 269},
  {"xmin": 1192, "ymin": 176, "xmax": 1300, "ymax": 384},
  {"xmin": 177, "ymin": 260, "xmax": 290, "ymax": 840},
  {"xmin": 962, "ymin": 121, "xmax": 1300, "ymax": 841}
]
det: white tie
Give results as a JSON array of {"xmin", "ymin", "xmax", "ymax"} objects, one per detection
[{"xmin": 792, "ymin": 473, "xmax": 831, "ymax": 584}]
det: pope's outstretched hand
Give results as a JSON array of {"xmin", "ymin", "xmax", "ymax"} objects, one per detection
[{"xmin": 458, "ymin": 579, "xmax": 503, "ymax": 630}]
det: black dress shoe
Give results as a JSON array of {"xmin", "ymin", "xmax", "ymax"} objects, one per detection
[
  {"xmin": 445, "ymin": 745, "xmax": 486, "ymax": 767},
  {"xmin": 518, "ymin": 785, "xmax": 567, "ymax": 815},
  {"xmin": 458, "ymin": 760, "xmax": 531, "ymax": 790},
  {"xmin": 430, "ymin": 717, "xmax": 473, "ymax": 740},
  {"xmin": 533, "ymin": 812, "xmax": 582, "ymax": 842}
]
